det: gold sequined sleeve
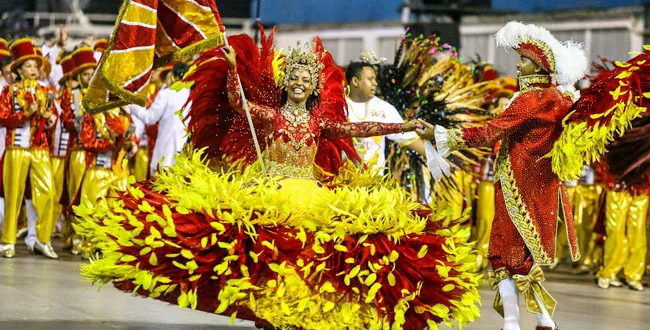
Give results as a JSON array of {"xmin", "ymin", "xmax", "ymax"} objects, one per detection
[{"xmin": 227, "ymin": 68, "xmax": 277, "ymax": 122}]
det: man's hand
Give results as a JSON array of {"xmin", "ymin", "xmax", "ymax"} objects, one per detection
[
  {"xmin": 222, "ymin": 46, "xmax": 237, "ymax": 69},
  {"xmin": 415, "ymin": 119, "xmax": 436, "ymax": 140},
  {"xmin": 59, "ymin": 27, "xmax": 68, "ymax": 47},
  {"xmin": 42, "ymin": 107, "xmax": 52, "ymax": 119}
]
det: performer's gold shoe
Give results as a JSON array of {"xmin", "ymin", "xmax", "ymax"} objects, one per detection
[
  {"xmin": 34, "ymin": 241, "xmax": 59, "ymax": 259},
  {"xmin": 2, "ymin": 244, "xmax": 15, "ymax": 258},
  {"xmin": 627, "ymin": 281, "xmax": 644, "ymax": 291},
  {"xmin": 71, "ymin": 237, "xmax": 83, "ymax": 255}
]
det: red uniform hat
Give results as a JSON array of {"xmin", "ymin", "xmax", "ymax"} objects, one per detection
[
  {"xmin": 70, "ymin": 47, "xmax": 98, "ymax": 78},
  {"xmin": 94, "ymin": 39, "xmax": 109, "ymax": 53},
  {"xmin": 59, "ymin": 55, "xmax": 76, "ymax": 85},
  {"xmin": 9, "ymin": 38, "xmax": 43, "ymax": 72},
  {"xmin": 0, "ymin": 38, "xmax": 10, "ymax": 60}
]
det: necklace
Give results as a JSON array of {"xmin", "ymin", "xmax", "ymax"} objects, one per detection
[
  {"xmin": 281, "ymin": 103, "xmax": 309, "ymax": 127},
  {"xmin": 518, "ymin": 74, "xmax": 551, "ymax": 92},
  {"xmin": 279, "ymin": 103, "xmax": 314, "ymax": 151}
]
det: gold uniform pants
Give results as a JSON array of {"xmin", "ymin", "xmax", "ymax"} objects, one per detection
[
  {"xmin": 67, "ymin": 148, "xmax": 87, "ymax": 203},
  {"xmin": 133, "ymin": 146, "xmax": 149, "ymax": 182},
  {"xmin": 475, "ymin": 180, "xmax": 495, "ymax": 269},
  {"xmin": 437, "ymin": 170, "xmax": 474, "ymax": 243},
  {"xmin": 598, "ymin": 191, "xmax": 649, "ymax": 282},
  {"xmin": 80, "ymin": 167, "xmax": 128, "ymax": 207},
  {"xmin": 2, "ymin": 148, "xmax": 56, "ymax": 245},
  {"xmin": 572, "ymin": 185, "xmax": 602, "ymax": 267},
  {"xmin": 51, "ymin": 156, "xmax": 66, "ymax": 228}
]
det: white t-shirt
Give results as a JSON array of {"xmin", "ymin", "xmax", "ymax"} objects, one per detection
[{"xmin": 346, "ymin": 96, "xmax": 417, "ymax": 168}]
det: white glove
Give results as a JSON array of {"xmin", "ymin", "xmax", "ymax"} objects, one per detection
[{"xmin": 424, "ymin": 140, "xmax": 451, "ymax": 181}]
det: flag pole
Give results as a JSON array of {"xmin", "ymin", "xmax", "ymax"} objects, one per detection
[{"xmin": 223, "ymin": 33, "xmax": 266, "ymax": 174}]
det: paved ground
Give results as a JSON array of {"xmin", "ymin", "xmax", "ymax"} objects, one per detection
[{"xmin": 1, "ymin": 240, "xmax": 648, "ymax": 330}]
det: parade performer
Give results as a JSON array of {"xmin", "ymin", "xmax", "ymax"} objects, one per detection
[
  {"xmin": 417, "ymin": 22, "xmax": 590, "ymax": 330},
  {"xmin": 131, "ymin": 65, "xmax": 167, "ymax": 181},
  {"xmin": 59, "ymin": 47, "xmax": 97, "ymax": 254},
  {"xmin": 0, "ymin": 37, "xmax": 10, "ymax": 228},
  {"xmin": 593, "ymin": 105, "xmax": 650, "ymax": 292},
  {"xmin": 74, "ymin": 29, "xmax": 481, "ymax": 329},
  {"xmin": 52, "ymin": 54, "xmax": 78, "ymax": 249},
  {"xmin": 557, "ymin": 41, "xmax": 650, "ymax": 289},
  {"xmin": 569, "ymin": 166, "xmax": 602, "ymax": 274},
  {"xmin": 126, "ymin": 62, "xmax": 190, "ymax": 177},
  {"xmin": 345, "ymin": 60, "xmax": 424, "ymax": 169},
  {"xmin": 0, "ymin": 38, "xmax": 58, "ymax": 258}
]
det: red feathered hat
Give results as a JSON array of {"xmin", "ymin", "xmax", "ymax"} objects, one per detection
[{"xmin": 10, "ymin": 38, "xmax": 42, "ymax": 72}]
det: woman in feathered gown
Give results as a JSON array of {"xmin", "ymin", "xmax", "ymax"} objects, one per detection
[{"xmin": 74, "ymin": 30, "xmax": 481, "ymax": 330}]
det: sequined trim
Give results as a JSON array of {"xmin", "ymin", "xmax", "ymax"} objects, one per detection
[
  {"xmin": 267, "ymin": 159, "xmax": 314, "ymax": 179},
  {"xmin": 518, "ymin": 74, "xmax": 551, "ymax": 93},
  {"xmin": 487, "ymin": 267, "xmax": 511, "ymax": 289},
  {"xmin": 496, "ymin": 151, "xmax": 553, "ymax": 265},
  {"xmin": 263, "ymin": 137, "xmax": 317, "ymax": 180},
  {"xmin": 446, "ymin": 128, "xmax": 467, "ymax": 151}
]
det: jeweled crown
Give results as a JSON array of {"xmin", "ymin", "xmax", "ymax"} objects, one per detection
[
  {"xmin": 283, "ymin": 41, "xmax": 324, "ymax": 95},
  {"xmin": 360, "ymin": 50, "xmax": 386, "ymax": 65}
]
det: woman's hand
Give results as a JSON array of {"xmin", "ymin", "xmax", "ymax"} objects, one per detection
[
  {"xmin": 28, "ymin": 102, "xmax": 39, "ymax": 116},
  {"xmin": 402, "ymin": 119, "xmax": 420, "ymax": 132},
  {"xmin": 415, "ymin": 119, "xmax": 435, "ymax": 140},
  {"xmin": 222, "ymin": 46, "xmax": 237, "ymax": 69}
]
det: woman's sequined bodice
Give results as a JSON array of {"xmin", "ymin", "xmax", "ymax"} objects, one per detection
[{"xmin": 264, "ymin": 105, "xmax": 320, "ymax": 178}]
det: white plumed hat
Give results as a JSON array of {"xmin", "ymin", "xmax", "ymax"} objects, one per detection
[{"xmin": 495, "ymin": 21, "xmax": 588, "ymax": 86}]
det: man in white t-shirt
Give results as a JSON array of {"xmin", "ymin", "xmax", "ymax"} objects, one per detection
[
  {"xmin": 126, "ymin": 63, "xmax": 190, "ymax": 177},
  {"xmin": 345, "ymin": 62, "xmax": 425, "ymax": 169}
]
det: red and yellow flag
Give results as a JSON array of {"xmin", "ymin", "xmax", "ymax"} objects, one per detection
[{"xmin": 83, "ymin": 0, "xmax": 225, "ymax": 113}]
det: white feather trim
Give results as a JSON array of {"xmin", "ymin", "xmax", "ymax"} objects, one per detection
[{"xmin": 495, "ymin": 21, "xmax": 588, "ymax": 86}]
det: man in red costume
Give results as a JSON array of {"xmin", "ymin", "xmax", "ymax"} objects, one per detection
[{"xmin": 417, "ymin": 22, "xmax": 588, "ymax": 330}]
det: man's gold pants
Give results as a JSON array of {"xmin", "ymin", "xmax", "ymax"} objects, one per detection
[
  {"xmin": 2, "ymin": 148, "xmax": 55, "ymax": 245},
  {"xmin": 598, "ymin": 191, "xmax": 648, "ymax": 282},
  {"xmin": 67, "ymin": 149, "xmax": 87, "ymax": 203},
  {"xmin": 572, "ymin": 185, "xmax": 602, "ymax": 267},
  {"xmin": 475, "ymin": 180, "xmax": 495, "ymax": 270},
  {"xmin": 133, "ymin": 146, "xmax": 149, "ymax": 181},
  {"xmin": 80, "ymin": 167, "xmax": 128, "ymax": 207},
  {"xmin": 51, "ymin": 156, "xmax": 65, "ymax": 228}
]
